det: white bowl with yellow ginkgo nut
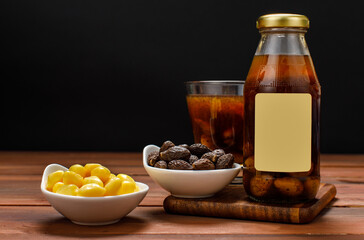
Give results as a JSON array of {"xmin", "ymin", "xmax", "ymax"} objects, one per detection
[{"xmin": 40, "ymin": 163, "xmax": 149, "ymax": 226}]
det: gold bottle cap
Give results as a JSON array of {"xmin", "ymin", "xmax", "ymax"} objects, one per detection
[{"xmin": 256, "ymin": 13, "xmax": 309, "ymax": 29}]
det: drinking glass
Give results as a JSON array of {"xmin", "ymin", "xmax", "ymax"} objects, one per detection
[{"xmin": 185, "ymin": 81, "xmax": 245, "ymax": 163}]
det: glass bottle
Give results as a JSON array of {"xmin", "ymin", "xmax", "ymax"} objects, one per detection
[{"xmin": 243, "ymin": 14, "xmax": 321, "ymax": 203}]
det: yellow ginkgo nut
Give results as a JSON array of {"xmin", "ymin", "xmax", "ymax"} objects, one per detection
[
  {"xmin": 46, "ymin": 170, "xmax": 64, "ymax": 191},
  {"xmin": 56, "ymin": 184, "xmax": 79, "ymax": 196},
  {"xmin": 104, "ymin": 177, "xmax": 122, "ymax": 196},
  {"xmin": 78, "ymin": 183, "xmax": 106, "ymax": 197},
  {"xmin": 63, "ymin": 171, "xmax": 83, "ymax": 188},
  {"xmin": 105, "ymin": 173, "xmax": 117, "ymax": 185},
  {"xmin": 91, "ymin": 166, "xmax": 111, "ymax": 183},
  {"xmin": 69, "ymin": 164, "xmax": 86, "ymax": 178},
  {"xmin": 117, "ymin": 174, "xmax": 136, "ymax": 185},
  {"xmin": 117, "ymin": 180, "xmax": 136, "ymax": 195},
  {"xmin": 83, "ymin": 176, "xmax": 104, "ymax": 187},
  {"xmin": 47, "ymin": 163, "xmax": 139, "ymax": 197},
  {"xmin": 84, "ymin": 163, "xmax": 101, "ymax": 177},
  {"xmin": 52, "ymin": 182, "xmax": 64, "ymax": 193}
]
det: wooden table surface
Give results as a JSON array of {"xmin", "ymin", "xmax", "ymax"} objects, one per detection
[{"xmin": 1, "ymin": 152, "xmax": 364, "ymax": 239}]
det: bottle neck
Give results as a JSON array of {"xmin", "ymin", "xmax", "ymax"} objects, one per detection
[{"xmin": 255, "ymin": 28, "xmax": 310, "ymax": 56}]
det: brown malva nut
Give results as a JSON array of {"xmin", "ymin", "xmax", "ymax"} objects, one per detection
[
  {"xmin": 160, "ymin": 140, "xmax": 175, "ymax": 153},
  {"xmin": 200, "ymin": 152, "xmax": 215, "ymax": 162},
  {"xmin": 147, "ymin": 150, "xmax": 160, "ymax": 166},
  {"xmin": 244, "ymin": 156, "xmax": 254, "ymax": 168},
  {"xmin": 160, "ymin": 146, "xmax": 191, "ymax": 161},
  {"xmin": 189, "ymin": 143, "xmax": 211, "ymax": 158},
  {"xmin": 274, "ymin": 177, "xmax": 304, "ymax": 197},
  {"xmin": 303, "ymin": 176, "xmax": 320, "ymax": 199},
  {"xmin": 250, "ymin": 175, "xmax": 273, "ymax": 197},
  {"xmin": 178, "ymin": 144, "xmax": 189, "ymax": 150},
  {"xmin": 192, "ymin": 158, "xmax": 215, "ymax": 170},
  {"xmin": 168, "ymin": 160, "xmax": 193, "ymax": 170},
  {"xmin": 216, "ymin": 153, "xmax": 234, "ymax": 169},
  {"xmin": 188, "ymin": 155, "xmax": 199, "ymax": 165},
  {"xmin": 243, "ymin": 156, "xmax": 255, "ymax": 173},
  {"xmin": 201, "ymin": 149, "xmax": 225, "ymax": 163},
  {"xmin": 154, "ymin": 160, "xmax": 167, "ymax": 169},
  {"xmin": 213, "ymin": 149, "xmax": 225, "ymax": 155}
]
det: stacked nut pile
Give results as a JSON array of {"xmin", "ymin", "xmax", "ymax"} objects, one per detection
[{"xmin": 147, "ymin": 141, "xmax": 234, "ymax": 170}]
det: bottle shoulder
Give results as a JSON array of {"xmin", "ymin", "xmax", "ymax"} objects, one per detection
[{"xmin": 244, "ymin": 54, "xmax": 320, "ymax": 93}]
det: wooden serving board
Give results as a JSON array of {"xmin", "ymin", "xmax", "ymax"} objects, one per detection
[{"xmin": 163, "ymin": 183, "xmax": 336, "ymax": 224}]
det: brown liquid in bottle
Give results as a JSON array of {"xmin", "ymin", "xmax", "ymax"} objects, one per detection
[
  {"xmin": 243, "ymin": 54, "xmax": 321, "ymax": 203},
  {"xmin": 186, "ymin": 95, "xmax": 244, "ymax": 163}
]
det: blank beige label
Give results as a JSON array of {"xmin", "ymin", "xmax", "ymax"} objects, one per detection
[{"xmin": 255, "ymin": 93, "xmax": 311, "ymax": 172}]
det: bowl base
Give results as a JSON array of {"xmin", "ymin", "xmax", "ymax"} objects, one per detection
[
  {"xmin": 172, "ymin": 194, "xmax": 214, "ymax": 198},
  {"xmin": 71, "ymin": 219, "xmax": 120, "ymax": 226}
]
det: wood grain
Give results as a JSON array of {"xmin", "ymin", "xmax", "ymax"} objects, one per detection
[
  {"xmin": 0, "ymin": 152, "xmax": 364, "ymax": 239},
  {"xmin": 164, "ymin": 183, "xmax": 336, "ymax": 224},
  {"xmin": 320, "ymin": 154, "xmax": 364, "ymax": 167},
  {"xmin": 2, "ymin": 206, "xmax": 364, "ymax": 236},
  {"xmin": 0, "ymin": 151, "xmax": 146, "ymax": 175}
]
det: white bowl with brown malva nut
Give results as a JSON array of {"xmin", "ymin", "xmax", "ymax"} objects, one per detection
[{"xmin": 143, "ymin": 141, "xmax": 241, "ymax": 198}]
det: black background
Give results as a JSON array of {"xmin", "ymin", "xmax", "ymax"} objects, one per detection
[{"xmin": 1, "ymin": 0, "xmax": 363, "ymax": 153}]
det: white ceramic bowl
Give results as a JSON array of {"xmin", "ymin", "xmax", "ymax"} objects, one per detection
[
  {"xmin": 41, "ymin": 164, "xmax": 149, "ymax": 225},
  {"xmin": 143, "ymin": 144, "xmax": 241, "ymax": 198}
]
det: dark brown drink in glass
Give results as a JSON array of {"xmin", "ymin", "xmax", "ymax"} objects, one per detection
[{"xmin": 186, "ymin": 81, "xmax": 245, "ymax": 163}]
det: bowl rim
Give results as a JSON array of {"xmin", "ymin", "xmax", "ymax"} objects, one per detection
[
  {"xmin": 143, "ymin": 144, "xmax": 242, "ymax": 173},
  {"xmin": 41, "ymin": 163, "xmax": 149, "ymax": 200}
]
